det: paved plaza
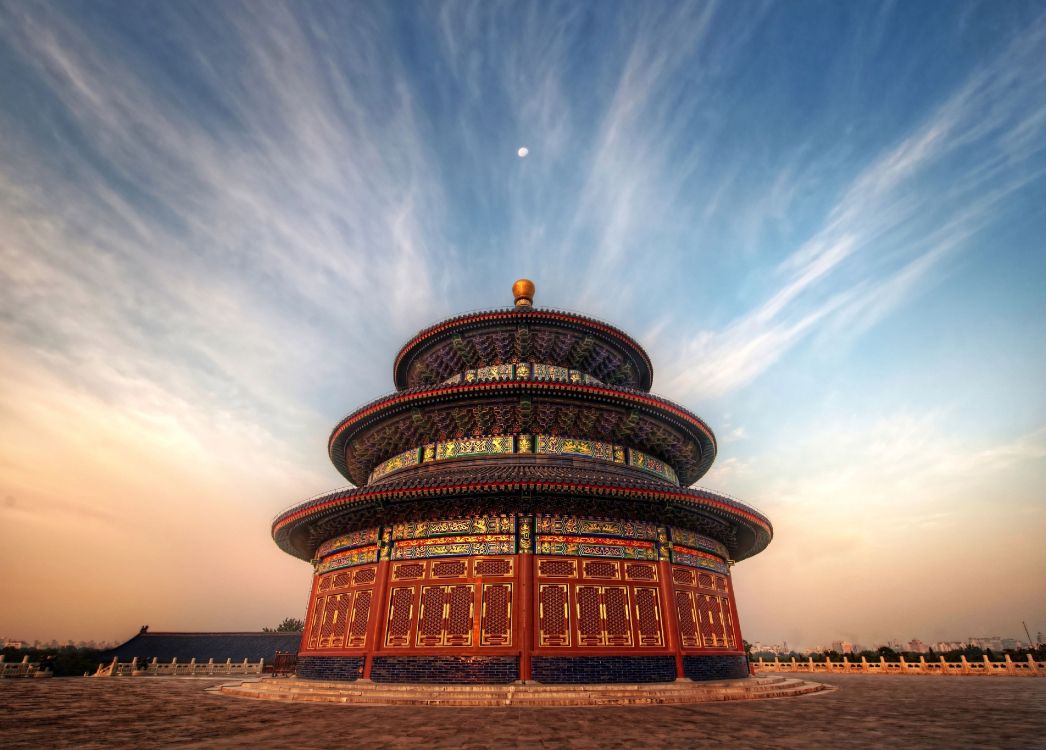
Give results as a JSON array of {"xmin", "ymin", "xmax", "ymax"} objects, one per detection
[{"xmin": 2, "ymin": 674, "xmax": 1043, "ymax": 749}]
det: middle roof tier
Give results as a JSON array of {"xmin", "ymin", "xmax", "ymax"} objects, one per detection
[{"xmin": 328, "ymin": 379, "xmax": 717, "ymax": 488}]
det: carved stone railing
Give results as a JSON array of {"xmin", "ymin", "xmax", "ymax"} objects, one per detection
[
  {"xmin": 93, "ymin": 656, "xmax": 265, "ymax": 677},
  {"xmin": 755, "ymin": 654, "xmax": 1044, "ymax": 676}
]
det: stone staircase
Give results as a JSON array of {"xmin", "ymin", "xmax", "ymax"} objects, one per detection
[{"xmin": 214, "ymin": 675, "xmax": 830, "ymax": 706}]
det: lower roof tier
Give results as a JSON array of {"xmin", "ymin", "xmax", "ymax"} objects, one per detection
[{"xmin": 272, "ymin": 463, "xmax": 771, "ymax": 564}]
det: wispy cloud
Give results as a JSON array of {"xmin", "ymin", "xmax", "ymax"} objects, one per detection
[{"xmin": 660, "ymin": 14, "xmax": 1046, "ymax": 399}]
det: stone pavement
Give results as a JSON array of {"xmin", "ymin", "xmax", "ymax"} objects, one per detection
[{"xmin": 2, "ymin": 674, "xmax": 1044, "ymax": 749}]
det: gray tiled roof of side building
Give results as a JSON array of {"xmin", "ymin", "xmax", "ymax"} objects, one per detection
[{"xmin": 102, "ymin": 631, "xmax": 301, "ymax": 662}]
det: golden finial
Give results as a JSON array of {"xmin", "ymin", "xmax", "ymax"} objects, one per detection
[{"xmin": 513, "ymin": 278, "xmax": 535, "ymax": 307}]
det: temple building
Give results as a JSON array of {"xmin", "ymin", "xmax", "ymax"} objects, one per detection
[{"xmin": 272, "ymin": 280, "xmax": 772, "ymax": 683}]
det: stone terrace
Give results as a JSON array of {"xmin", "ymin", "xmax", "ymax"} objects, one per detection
[{"xmin": 2, "ymin": 674, "xmax": 1044, "ymax": 749}]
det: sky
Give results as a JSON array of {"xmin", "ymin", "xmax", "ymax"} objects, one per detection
[{"xmin": 1, "ymin": 1, "xmax": 1044, "ymax": 650}]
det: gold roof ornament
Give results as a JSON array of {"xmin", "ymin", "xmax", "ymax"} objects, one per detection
[{"xmin": 513, "ymin": 278, "xmax": 535, "ymax": 307}]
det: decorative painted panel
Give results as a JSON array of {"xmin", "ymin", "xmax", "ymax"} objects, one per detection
[
  {"xmin": 582, "ymin": 560, "xmax": 620, "ymax": 579},
  {"xmin": 697, "ymin": 594, "xmax": 719, "ymax": 648},
  {"xmin": 633, "ymin": 587, "xmax": 664, "ymax": 647},
  {"xmin": 626, "ymin": 448, "xmax": 678, "ymax": 483},
  {"xmin": 306, "ymin": 595, "xmax": 324, "ymax": 650},
  {"xmin": 462, "ymin": 364, "xmax": 514, "ymax": 383},
  {"xmin": 676, "ymin": 590, "xmax": 700, "ymax": 648},
  {"xmin": 329, "ymin": 592, "xmax": 352, "ymax": 649},
  {"xmin": 538, "ymin": 558, "xmax": 577, "ymax": 577},
  {"xmin": 536, "ymin": 535, "xmax": 657, "ymax": 561},
  {"xmin": 318, "ymin": 593, "xmax": 348, "ymax": 649},
  {"xmin": 473, "ymin": 558, "xmax": 512, "ymax": 577},
  {"xmin": 533, "ymin": 363, "xmax": 570, "ymax": 383},
  {"xmin": 669, "ymin": 527, "xmax": 729, "ymax": 559},
  {"xmin": 431, "ymin": 559, "xmax": 467, "ymax": 578},
  {"xmin": 441, "ymin": 362, "xmax": 608, "ymax": 387},
  {"xmin": 346, "ymin": 590, "xmax": 371, "ymax": 648},
  {"xmin": 434, "ymin": 434, "xmax": 513, "ymax": 461},
  {"xmin": 604, "ymin": 586, "xmax": 633, "ymax": 647},
  {"xmin": 367, "ymin": 445, "xmax": 421, "ymax": 482},
  {"xmin": 624, "ymin": 563, "xmax": 657, "ymax": 581},
  {"xmin": 576, "ymin": 586, "xmax": 603, "ymax": 646},
  {"xmin": 416, "ymin": 586, "xmax": 446, "ymax": 647},
  {"xmin": 315, "ymin": 528, "xmax": 381, "ymax": 559},
  {"xmin": 672, "ymin": 567, "xmax": 695, "ymax": 587},
  {"xmin": 353, "ymin": 567, "xmax": 376, "ymax": 586},
  {"xmin": 671, "ymin": 546, "xmax": 729, "ymax": 575},
  {"xmin": 391, "ymin": 535, "xmax": 515, "ymax": 560},
  {"xmin": 720, "ymin": 597, "xmax": 736, "ymax": 649},
  {"xmin": 481, "ymin": 583, "xmax": 512, "ymax": 646},
  {"xmin": 367, "ymin": 433, "xmax": 680, "ymax": 485},
  {"xmin": 536, "ymin": 516, "xmax": 659, "ymax": 540},
  {"xmin": 538, "ymin": 584, "xmax": 570, "ymax": 647},
  {"xmin": 393, "ymin": 516, "xmax": 515, "ymax": 540},
  {"xmin": 392, "ymin": 562, "xmax": 426, "ymax": 580},
  {"xmin": 444, "ymin": 585, "xmax": 474, "ymax": 647},
  {"xmin": 385, "ymin": 587, "xmax": 416, "ymax": 648},
  {"xmin": 316, "ymin": 545, "xmax": 379, "ymax": 574}
]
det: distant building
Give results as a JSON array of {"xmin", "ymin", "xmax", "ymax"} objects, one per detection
[
  {"xmin": 968, "ymin": 636, "xmax": 1004, "ymax": 651},
  {"xmin": 908, "ymin": 639, "xmax": 928, "ymax": 653}
]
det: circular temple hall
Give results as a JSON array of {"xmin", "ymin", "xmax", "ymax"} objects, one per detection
[{"xmin": 273, "ymin": 281, "xmax": 772, "ymax": 684}]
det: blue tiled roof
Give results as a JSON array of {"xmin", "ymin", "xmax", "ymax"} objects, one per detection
[{"xmin": 103, "ymin": 631, "xmax": 301, "ymax": 662}]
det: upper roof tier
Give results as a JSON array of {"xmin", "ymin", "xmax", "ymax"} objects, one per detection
[{"xmin": 394, "ymin": 281, "xmax": 654, "ymax": 391}]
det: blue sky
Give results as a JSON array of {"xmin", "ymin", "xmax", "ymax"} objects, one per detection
[{"xmin": 1, "ymin": 1, "xmax": 1044, "ymax": 649}]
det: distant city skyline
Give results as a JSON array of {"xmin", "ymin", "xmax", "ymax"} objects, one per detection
[{"xmin": 1, "ymin": 2, "xmax": 1044, "ymax": 646}]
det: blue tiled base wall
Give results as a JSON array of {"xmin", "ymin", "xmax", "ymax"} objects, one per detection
[
  {"xmin": 371, "ymin": 656, "xmax": 519, "ymax": 683},
  {"xmin": 297, "ymin": 656, "xmax": 365, "ymax": 681},
  {"xmin": 531, "ymin": 656, "xmax": 676, "ymax": 683},
  {"xmin": 683, "ymin": 654, "xmax": 749, "ymax": 681}
]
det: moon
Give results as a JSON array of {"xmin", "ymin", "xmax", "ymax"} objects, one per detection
[{"xmin": 517, "ymin": 147, "xmax": 529, "ymax": 158}]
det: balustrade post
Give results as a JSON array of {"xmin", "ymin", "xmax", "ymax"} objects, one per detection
[
  {"xmin": 808, "ymin": 657, "xmax": 815, "ymax": 671},
  {"xmin": 1028, "ymin": 654, "xmax": 1039, "ymax": 675},
  {"xmin": 880, "ymin": 656, "xmax": 886, "ymax": 672},
  {"xmin": 258, "ymin": 658, "xmax": 265, "ymax": 675},
  {"xmin": 190, "ymin": 657, "xmax": 196, "ymax": 675},
  {"xmin": 960, "ymin": 655, "xmax": 970, "ymax": 674},
  {"xmin": 843, "ymin": 656, "xmax": 850, "ymax": 673},
  {"xmin": 900, "ymin": 655, "xmax": 907, "ymax": 674},
  {"xmin": 1004, "ymin": 654, "xmax": 1015, "ymax": 675},
  {"xmin": 774, "ymin": 656, "xmax": 781, "ymax": 671},
  {"xmin": 919, "ymin": 655, "xmax": 927, "ymax": 674},
  {"xmin": 940, "ymin": 655, "xmax": 947, "ymax": 674},
  {"xmin": 983, "ymin": 655, "xmax": 993, "ymax": 675},
  {"xmin": 790, "ymin": 656, "xmax": 797, "ymax": 672},
  {"xmin": 131, "ymin": 657, "xmax": 138, "ymax": 674},
  {"xmin": 861, "ymin": 656, "xmax": 869, "ymax": 672}
]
